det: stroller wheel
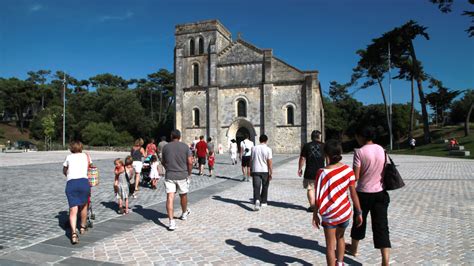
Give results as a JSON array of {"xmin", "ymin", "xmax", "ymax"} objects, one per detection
[{"xmin": 91, "ymin": 214, "xmax": 95, "ymax": 220}]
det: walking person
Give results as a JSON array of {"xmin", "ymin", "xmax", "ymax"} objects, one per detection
[
  {"xmin": 195, "ymin": 135, "xmax": 208, "ymax": 176},
  {"xmin": 124, "ymin": 156, "xmax": 136, "ymax": 197},
  {"xmin": 229, "ymin": 139, "xmax": 238, "ymax": 165},
  {"xmin": 250, "ymin": 134, "xmax": 272, "ymax": 211},
  {"xmin": 208, "ymin": 151, "xmax": 215, "ymax": 177},
  {"xmin": 146, "ymin": 138, "xmax": 157, "ymax": 157},
  {"xmin": 240, "ymin": 134, "xmax": 254, "ymax": 182},
  {"xmin": 312, "ymin": 140, "xmax": 363, "ymax": 266},
  {"xmin": 346, "ymin": 126, "xmax": 391, "ymax": 266},
  {"xmin": 62, "ymin": 141, "xmax": 91, "ymax": 244},
  {"xmin": 113, "ymin": 159, "xmax": 130, "ymax": 214},
  {"xmin": 207, "ymin": 137, "xmax": 215, "ymax": 155},
  {"xmin": 149, "ymin": 155, "xmax": 161, "ymax": 189},
  {"xmin": 157, "ymin": 136, "xmax": 168, "ymax": 161},
  {"xmin": 298, "ymin": 130, "xmax": 325, "ymax": 212},
  {"xmin": 161, "ymin": 130, "xmax": 193, "ymax": 231},
  {"xmin": 130, "ymin": 138, "xmax": 146, "ymax": 197}
]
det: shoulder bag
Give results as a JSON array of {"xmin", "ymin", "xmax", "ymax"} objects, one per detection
[{"xmin": 382, "ymin": 152, "xmax": 405, "ymax": 190}]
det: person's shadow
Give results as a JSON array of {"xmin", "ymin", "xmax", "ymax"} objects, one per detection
[
  {"xmin": 212, "ymin": 195, "xmax": 254, "ymax": 212},
  {"xmin": 248, "ymin": 228, "xmax": 361, "ymax": 265},
  {"xmin": 225, "ymin": 239, "xmax": 312, "ymax": 265},
  {"xmin": 101, "ymin": 201, "xmax": 119, "ymax": 213},
  {"xmin": 266, "ymin": 201, "xmax": 306, "ymax": 211},
  {"xmin": 132, "ymin": 205, "xmax": 168, "ymax": 229},
  {"xmin": 55, "ymin": 210, "xmax": 69, "ymax": 231}
]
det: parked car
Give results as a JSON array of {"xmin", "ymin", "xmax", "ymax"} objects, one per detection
[{"xmin": 15, "ymin": 140, "xmax": 37, "ymax": 151}]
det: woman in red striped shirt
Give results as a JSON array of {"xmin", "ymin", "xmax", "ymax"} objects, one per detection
[{"xmin": 313, "ymin": 140, "xmax": 363, "ymax": 266}]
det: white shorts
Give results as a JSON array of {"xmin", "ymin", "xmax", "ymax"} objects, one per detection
[
  {"xmin": 164, "ymin": 178, "xmax": 190, "ymax": 194},
  {"xmin": 132, "ymin": 161, "xmax": 143, "ymax": 174}
]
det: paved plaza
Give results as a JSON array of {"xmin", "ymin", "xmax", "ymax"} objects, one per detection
[{"xmin": 0, "ymin": 151, "xmax": 473, "ymax": 265}]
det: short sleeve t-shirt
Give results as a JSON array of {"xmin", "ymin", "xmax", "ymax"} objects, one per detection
[
  {"xmin": 146, "ymin": 143, "xmax": 157, "ymax": 156},
  {"xmin": 162, "ymin": 141, "xmax": 192, "ymax": 180},
  {"xmin": 240, "ymin": 139, "xmax": 254, "ymax": 157},
  {"xmin": 251, "ymin": 144, "xmax": 272, "ymax": 173},
  {"xmin": 300, "ymin": 141, "xmax": 325, "ymax": 180},
  {"xmin": 207, "ymin": 142, "xmax": 215, "ymax": 153},
  {"xmin": 158, "ymin": 141, "xmax": 168, "ymax": 153},
  {"xmin": 196, "ymin": 140, "xmax": 208, "ymax": 158},
  {"xmin": 315, "ymin": 164, "xmax": 356, "ymax": 226},
  {"xmin": 63, "ymin": 153, "xmax": 89, "ymax": 181},
  {"xmin": 353, "ymin": 144, "xmax": 385, "ymax": 193}
]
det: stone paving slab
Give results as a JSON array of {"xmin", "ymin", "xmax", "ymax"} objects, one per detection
[
  {"xmin": 0, "ymin": 151, "xmax": 294, "ymax": 258},
  {"xmin": 65, "ymin": 155, "xmax": 473, "ymax": 265}
]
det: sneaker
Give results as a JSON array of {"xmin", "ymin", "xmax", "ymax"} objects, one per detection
[
  {"xmin": 168, "ymin": 219, "xmax": 176, "ymax": 231},
  {"xmin": 261, "ymin": 203, "xmax": 268, "ymax": 207},
  {"xmin": 242, "ymin": 176, "xmax": 246, "ymax": 182},
  {"xmin": 254, "ymin": 200, "xmax": 261, "ymax": 211},
  {"xmin": 180, "ymin": 209, "xmax": 191, "ymax": 220}
]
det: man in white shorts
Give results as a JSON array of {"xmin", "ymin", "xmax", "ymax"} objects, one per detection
[{"xmin": 161, "ymin": 130, "xmax": 193, "ymax": 231}]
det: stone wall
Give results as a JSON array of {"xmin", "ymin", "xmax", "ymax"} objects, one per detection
[
  {"xmin": 273, "ymin": 126, "xmax": 302, "ymax": 153},
  {"xmin": 218, "ymin": 87, "xmax": 261, "ymax": 126},
  {"xmin": 272, "ymin": 85, "xmax": 303, "ymax": 126},
  {"xmin": 217, "ymin": 64, "xmax": 262, "ymax": 87}
]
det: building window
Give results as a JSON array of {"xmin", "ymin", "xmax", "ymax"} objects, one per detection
[
  {"xmin": 190, "ymin": 39, "xmax": 195, "ymax": 56},
  {"xmin": 198, "ymin": 38, "xmax": 204, "ymax": 54},
  {"xmin": 237, "ymin": 99, "xmax": 247, "ymax": 117},
  {"xmin": 193, "ymin": 63, "xmax": 199, "ymax": 86},
  {"xmin": 193, "ymin": 108, "xmax": 200, "ymax": 127},
  {"xmin": 287, "ymin": 106, "xmax": 294, "ymax": 125}
]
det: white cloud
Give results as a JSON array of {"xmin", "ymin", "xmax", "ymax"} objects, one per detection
[
  {"xmin": 29, "ymin": 4, "xmax": 43, "ymax": 12},
  {"xmin": 99, "ymin": 11, "xmax": 134, "ymax": 22}
]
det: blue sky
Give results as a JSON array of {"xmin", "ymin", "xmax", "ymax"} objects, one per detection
[{"xmin": 1, "ymin": 0, "xmax": 473, "ymax": 109}]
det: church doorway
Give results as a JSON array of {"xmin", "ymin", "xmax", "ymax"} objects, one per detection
[
  {"xmin": 236, "ymin": 127, "xmax": 251, "ymax": 153},
  {"xmin": 226, "ymin": 118, "xmax": 256, "ymax": 153}
]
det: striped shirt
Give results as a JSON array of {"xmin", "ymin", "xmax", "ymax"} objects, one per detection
[{"xmin": 315, "ymin": 164, "xmax": 356, "ymax": 227}]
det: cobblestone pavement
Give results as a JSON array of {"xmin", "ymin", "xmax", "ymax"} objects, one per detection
[
  {"xmin": 0, "ymin": 150, "xmax": 294, "ymax": 258},
  {"xmin": 0, "ymin": 153, "xmax": 473, "ymax": 265}
]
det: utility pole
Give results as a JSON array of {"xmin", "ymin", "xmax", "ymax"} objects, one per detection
[
  {"xmin": 63, "ymin": 73, "xmax": 66, "ymax": 148},
  {"xmin": 388, "ymin": 43, "xmax": 393, "ymax": 151}
]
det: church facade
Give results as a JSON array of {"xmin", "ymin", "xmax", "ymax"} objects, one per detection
[{"xmin": 174, "ymin": 20, "xmax": 324, "ymax": 153}]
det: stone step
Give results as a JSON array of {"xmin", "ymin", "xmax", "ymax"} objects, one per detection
[
  {"xmin": 447, "ymin": 145, "xmax": 464, "ymax": 151},
  {"xmin": 449, "ymin": 150, "xmax": 470, "ymax": 156}
]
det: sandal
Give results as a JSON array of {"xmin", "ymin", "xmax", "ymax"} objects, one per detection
[
  {"xmin": 79, "ymin": 225, "xmax": 87, "ymax": 235},
  {"xmin": 71, "ymin": 232, "xmax": 79, "ymax": 245},
  {"xmin": 345, "ymin": 243, "xmax": 359, "ymax": 257}
]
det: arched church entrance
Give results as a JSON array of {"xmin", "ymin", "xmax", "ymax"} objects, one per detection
[{"xmin": 226, "ymin": 119, "xmax": 256, "ymax": 153}]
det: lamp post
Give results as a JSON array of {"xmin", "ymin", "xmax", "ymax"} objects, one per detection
[
  {"xmin": 388, "ymin": 43, "xmax": 393, "ymax": 151},
  {"xmin": 62, "ymin": 73, "xmax": 66, "ymax": 148}
]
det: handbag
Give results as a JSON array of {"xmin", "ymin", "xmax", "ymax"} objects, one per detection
[
  {"xmin": 86, "ymin": 153, "xmax": 99, "ymax": 187},
  {"xmin": 382, "ymin": 152, "xmax": 405, "ymax": 190}
]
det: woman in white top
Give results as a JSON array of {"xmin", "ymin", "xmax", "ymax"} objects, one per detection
[{"xmin": 63, "ymin": 141, "xmax": 91, "ymax": 245}]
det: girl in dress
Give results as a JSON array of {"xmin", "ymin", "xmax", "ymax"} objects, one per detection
[
  {"xmin": 114, "ymin": 159, "xmax": 130, "ymax": 214},
  {"xmin": 149, "ymin": 155, "xmax": 161, "ymax": 189}
]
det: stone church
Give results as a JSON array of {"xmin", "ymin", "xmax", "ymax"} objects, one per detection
[{"xmin": 174, "ymin": 20, "xmax": 324, "ymax": 153}]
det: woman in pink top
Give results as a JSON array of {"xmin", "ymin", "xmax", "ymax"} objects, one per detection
[{"xmin": 346, "ymin": 126, "xmax": 391, "ymax": 266}]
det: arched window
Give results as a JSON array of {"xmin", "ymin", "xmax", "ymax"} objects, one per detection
[
  {"xmin": 198, "ymin": 38, "xmax": 204, "ymax": 54},
  {"xmin": 193, "ymin": 108, "xmax": 200, "ymax": 127},
  {"xmin": 287, "ymin": 106, "xmax": 294, "ymax": 125},
  {"xmin": 237, "ymin": 99, "xmax": 247, "ymax": 117},
  {"xmin": 193, "ymin": 63, "xmax": 199, "ymax": 86},
  {"xmin": 189, "ymin": 39, "xmax": 195, "ymax": 56}
]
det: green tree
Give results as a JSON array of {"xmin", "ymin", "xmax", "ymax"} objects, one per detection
[
  {"xmin": 426, "ymin": 78, "xmax": 461, "ymax": 126},
  {"xmin": 41, "ymin": 113, "xmax": 56, "ymax": 150},
  {"xmin": 82, "ymin": 122, "xmax": 132, "ymax": 146},
  {"xmin": 0, "ymin": 78, "xmax": 37, "ymax": 132},
  {"xmin": 27, "ymin": 70, "xmax": 51, "ymax": 110},
  {"xmin": 89, "ymin": 73, "xmax": 129, "ymax": 89},
  {"xmin": 450, "ymin": 89, "xmax": 474, "ymax": 136}
]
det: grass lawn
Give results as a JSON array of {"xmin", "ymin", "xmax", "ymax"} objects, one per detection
[{"xmin": 391, "ymin": 125, "xmax": 474, "ymax": 159}]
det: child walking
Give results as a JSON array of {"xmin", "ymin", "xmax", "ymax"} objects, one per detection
[
  {"xmin": 149, "ymin": 155, "xmax": 161, "ymax": 189},
  {"xmin": 208, "ymin": 151, "xmax": 215, "ymax": 176},
  {"xmin": 114, "ymin": 158, "xmax": 130, "ymax": 214},
  {"xmin": 124, "ymin": 156, "xmax": 136, "ymax": 198},
  {"xmin": 312, "ymin": 140, "xmax": 363, "ymax": 266}
]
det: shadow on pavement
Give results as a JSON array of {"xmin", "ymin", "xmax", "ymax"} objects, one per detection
[
  {"xmin": 132, "ymin": 205, "xmax": 168, "ymax": 229},
  {"xmin": 55, "ymin": 210, "xmax": 69, "ymax": 231},
  {"xmin": 248, "ymin": 228, "xmax": 361, "ymax": 265},
  {"xmin": 212, "ymin": 195, "xmax": 254, "ymax": 211},
  {"xmin": 225, "ymin": 239, "xmax": 312, "ymax": 265},
  {"xmin": 267, "ymin": 201, "xmax": 307, "ymax": 211},
  {"xmin": 100, "ymin": 201, "xmax": 119, "ymax": 213}
]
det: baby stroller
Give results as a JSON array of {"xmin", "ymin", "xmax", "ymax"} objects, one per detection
[{"xmin": 141, "ymin": 155, "xmax": 153, "ymax": 187}]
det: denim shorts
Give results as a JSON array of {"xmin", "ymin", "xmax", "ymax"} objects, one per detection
[{"xmin": 322, "ymin": 219, "xmax": 350, "ymax": 229}]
